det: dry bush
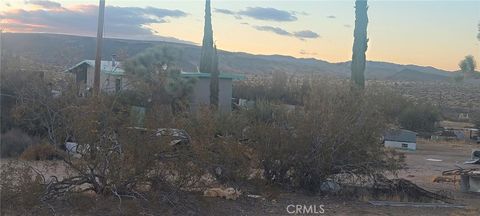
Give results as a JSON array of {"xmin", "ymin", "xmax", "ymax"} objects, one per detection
[
  {"xmin": 0, "ymin": 161, "xmax": 50, "ymax": 215},
  {"xmin": 244, "ymin": 80, "xmax": 405, "ymax": 193},
  {"xmin": 0, "ymin": 128, "xmax": 38, "ymax": 158},
  {"xmin": 6, "ymin": 71, "xmax": 217, "ymax": 212},
  {"xmin": 180, "ymin": 108, "xmax": 255, "ymax": 185},
  {"xmin": 233, "ymin": 72, "xmax": 312, "ymax": 105},
  {"xmin": 20, "ymin": 143, "xmax": 64, "ymax": 161}
]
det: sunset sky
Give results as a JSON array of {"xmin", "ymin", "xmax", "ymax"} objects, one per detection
[{"xmin": 1, "ymin": 0, "xmax": 479, "ymax": 71}]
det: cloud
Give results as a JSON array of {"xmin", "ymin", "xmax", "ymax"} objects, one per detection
[
  {"xmin": 326, "ymin": 15, "xmax": 336, "ymax": 19},
  {"xmin": 1, "ymin": 5, "xmax": 191, "ymax": 43},
  {"xmin": 253, "ymin": 26, "xmax": 291, "ymax": 36},
  {"xmin": 252, "ymin": 25, "xmax": 319, "ymax": 40},
  {"xmin": 215, "ymin": 7, "xmax": 300, "ymax": 22},
  {"xmin": 293, "ymin": 30, "xmax": 320, "ymax": 39},
  {"xmin": 238, "ymin": 7, "xmax": 297, "ymax": 22},
  {"xmin": 25, "ymin": 0, "xmax": 62, "ymax": 9},
  {"xmin": 292, "ymin": 11, "xmax": 309, "ymax": 16},
  {"xmin": 214, "ymin": 8, "xmax": 235, "ymax": 15}
]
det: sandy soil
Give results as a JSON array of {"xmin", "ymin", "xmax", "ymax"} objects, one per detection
[
  {"xmin": 200, "ymin": 139, "xmax": 480, "ymax": 216},
  {"xmin": 395, "ymin": 139, "xmax": 480, "ymax": 210}
]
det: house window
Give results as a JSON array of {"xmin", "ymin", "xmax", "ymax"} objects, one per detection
[
  {"xmin": 115, "ymin": 78, "xmax": 122, "ymax": 92},
  {"xmin": 401, "ymin": 143, "xmax": 408, "ymax": 148}
]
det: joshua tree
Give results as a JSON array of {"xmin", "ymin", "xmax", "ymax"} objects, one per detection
[
  {"xmin": 351, "ymin": 0, "xmax": 369, "ymax": 88},
  {"xmin": 199, "ymin": 0, "xmax": 220, "ymax": 108},
  {"xmin": 459, "ymin": 55, "xmax": 477, "ymax": 74},
  {"xmin": 123, "ymin": 46, "xmax": 194, "ymax": 113}
]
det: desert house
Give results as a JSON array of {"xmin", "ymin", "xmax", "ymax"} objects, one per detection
[
  {"xmin": 65, "ymin": 60, "xmax": 126, "ymax": 95},
  {"xmin": 66, "ymin": 60, "xmax": 244, "ymax": 112},
  {"xmin": 383, "ymin": 129, "xmax": 417, "ymax": 150}
]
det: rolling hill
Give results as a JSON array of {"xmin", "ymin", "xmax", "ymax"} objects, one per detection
[
  {"xmin": 1, "ymin": 33, "xmax": 455, "ymax": 81},
  {"xmin": 388, "ymin": 68, "xmax": 450, "ymax": 81}
]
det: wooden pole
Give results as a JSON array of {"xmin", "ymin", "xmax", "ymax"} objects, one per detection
[{"xmin": 93, "ymin": 0, "xmax": 105, "ymax": 96}]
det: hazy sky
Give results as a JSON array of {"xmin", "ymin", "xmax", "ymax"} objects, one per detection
[{"xmin": 1, "ymin": 0, "xmax": 479, "ymax": 71}]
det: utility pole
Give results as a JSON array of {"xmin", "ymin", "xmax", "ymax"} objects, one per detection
[{"xmin": 93, "ymin": 0, "xmax": 105, "ymax": 96}]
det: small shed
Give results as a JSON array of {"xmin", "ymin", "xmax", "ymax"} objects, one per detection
[
  {"xmin": 180, "ymin": 72, "xmax": 244, "ymax": 112},
  {"xmin": 384, "ymin": 129, "xmax": 417, "ymax": 150}
]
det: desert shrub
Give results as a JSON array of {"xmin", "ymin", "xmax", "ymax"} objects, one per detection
[
  {"xmin": 20, "ymin": 143, "xmax": 63, "ymax": 160},
  {"xmin": 0, "ymin": 162, "xmax": 48, "ymax": 215},
  {"xmin": 245, "ymin": 99, "xmax": 280, "ymax": 123},
  {"xmin": 233, "ymin": 73, "xmax": 310, "ymax": 105},
  {"xmin": 471, "ymin": 112, "xmax": 480, "ymax": 129},
  {"xmin": 0, "ymin": 65, "xmax": 45, "ymax": 133},
  {"xmin": 11, "ymin": 75, "xmax": 78, "ymax": 146},
  {"xmin": 247, "ymin": 81, "xmax": 404, "ymax": 193},
  {"xmin": 364, "ymin": 85, "xmax": 412, "ymax": 122},
  {"xmin": 182, "ymin": 108, "xmax": 254, "ymax": 184},
  {"xmin": 0, "ymin": 129, "xmax": 37, "ymax": 158},
  {"xmin": 398, "ymin": 103, "xmax": 440, "ymax": 132}
]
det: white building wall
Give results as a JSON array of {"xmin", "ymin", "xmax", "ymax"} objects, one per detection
[
  {"xmin": 85, "ymin": 67, "xmax": 128, "ymax": 93},
  {"xmin": 384, "ymin": 140, "xmax": 416, "ymax": 150},
  {"xmin": 218, "ymin": 78, "xmax": 233, "ymax": 112}
]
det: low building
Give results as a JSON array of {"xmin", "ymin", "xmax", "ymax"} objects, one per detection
[
  {"xmin": 458, "ymin": 113, "xmax": 470, "ymax": 120},
  {"xmin": 65, "ymin": 60, "xmax": 126, "ymax": 95},
  {"xmin": 433, "ymin": 128, "xmax": 479, "ymax": 143},
  {"xmin": 383, "ymin": 129, "xmax": 417, "ymax": 150},
  {"xmin": 180, "ymin": 72, "xmax": 244, "ymax": 112},
  {"xmin": 66, "ymin": 60, "xmax": 244, "ymax": 112}
]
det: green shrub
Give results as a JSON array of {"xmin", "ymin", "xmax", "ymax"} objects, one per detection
[{"xmin": 398, "ymin": 103, "xmax": 440, "ymax": 132}]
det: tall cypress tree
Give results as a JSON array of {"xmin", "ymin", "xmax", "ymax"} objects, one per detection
[
  {"xmin": 199, "ymin": 0, "xmax": 220, "ymax": 108},
  {"xmin": 200, "ymin": 0, "xmax": 214, "ymax": 73},
  {"xmin": 351, "ymin": 0, "xmax": 368, "ymax": 88},
  {"xmin": 210, "ymin": 45, "xmax": 219, "ymax": 108}
]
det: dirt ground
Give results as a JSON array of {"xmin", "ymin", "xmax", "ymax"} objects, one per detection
[
  {"xmin": 1, "ymin": 139, "xmax": 479, "ymax": 215},
  {"xmin": 200, "ymin": 139, "xmax": 480, "ymax": 216}
]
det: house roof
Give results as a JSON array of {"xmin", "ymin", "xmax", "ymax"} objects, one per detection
[
  {"xmin": 384, "ymin": 129, "xmax": 417, "ymax": 143},
  {"xmin": 180, "ymin": 72, "xmax": 245, "ymax": 80},
  {"xmin": 65, "ymin": 60, "xmax": 124, "ymax": 76}
]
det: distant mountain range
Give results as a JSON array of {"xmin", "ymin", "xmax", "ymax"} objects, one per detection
[{"xmin": 1, "ymin": 33, "xmax": 456, "ymax": 81}]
